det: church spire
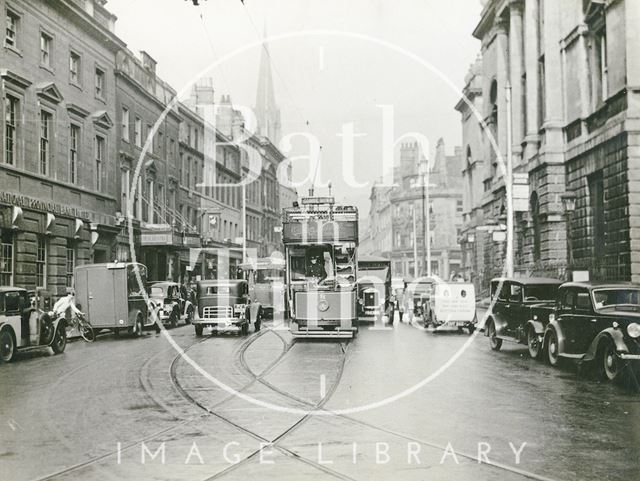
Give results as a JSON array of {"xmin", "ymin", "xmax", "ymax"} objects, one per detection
[{"xmin": 254, "ymin": 24, "xmax": 281, "ymax": 141}]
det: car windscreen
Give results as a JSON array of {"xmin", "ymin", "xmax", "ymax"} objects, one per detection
[
  {"xmin": 593, "ymin": 288, "xmax": 640, "ymax": 309},
  {"xmin": 256, "ymin": 269, "xmax": 284, "ymax": 283},
  {"xmin": 150, "ymin": 287, "xmax": 164, "ymax": 296},
  {"xmin": 523, "ymin": 284, "xmax": 558, "ymax": 302}
]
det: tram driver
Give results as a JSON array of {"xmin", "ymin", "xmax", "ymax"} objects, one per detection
[{"xmin": 306, "ymin": 249, "xmax": 332, "ymax": 283}]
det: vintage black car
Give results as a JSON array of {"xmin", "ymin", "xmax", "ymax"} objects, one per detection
[
  {"xmin": 193, "ymin": 279, "xmax": 259, "ymax": 336},
  {"xmin": 543, "ymin": 282, "xmax": 640, "ymax": 381},
  {"xmin": 485, "ymin": 277, "xmax": 562, "ymax": 358},
  {"xmin": 148, "ymin": 281, "xmax": 194, "ymax": 328}
]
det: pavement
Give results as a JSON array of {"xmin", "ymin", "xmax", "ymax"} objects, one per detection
[{"xmin": 0, "ymin": 315, "xmax": 638, "ymax": 481}]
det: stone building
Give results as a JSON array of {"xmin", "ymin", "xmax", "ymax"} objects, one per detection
[
  {"xmin": 366, "ymin": 183, "xmax": 393, "ymax": 258},
  {"xmin": 114, "ymin": 47, "xmax": 189, "ymax": 282},
  {"xmin": 0, "ymin": 0, "xmax": 124, "ymax": 294},
  {"xmin": 459, "ymin": 0, "xmax": 640, "ymax": 288},
  {"xmin": 387, "ymin": 140, "xmax": 464, "ymax": 279}
]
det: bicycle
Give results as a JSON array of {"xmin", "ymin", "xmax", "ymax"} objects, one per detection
[{"xmin": 66, "ymin": 312, "xmax": 95, "ymax": 342}]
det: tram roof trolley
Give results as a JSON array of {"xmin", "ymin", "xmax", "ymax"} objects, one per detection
[{"xmin": 282, "ymin": 196, "xmax": 359, "ymax": 339}]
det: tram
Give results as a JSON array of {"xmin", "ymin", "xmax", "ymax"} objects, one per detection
[{"xmin": 282, "ymin": 196, "xmax": 359, "ymax": 339}]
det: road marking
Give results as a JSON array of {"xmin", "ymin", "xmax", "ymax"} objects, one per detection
[{"xmin": 320, "ymin": 374, "xmax": 326, "ymax": 398}]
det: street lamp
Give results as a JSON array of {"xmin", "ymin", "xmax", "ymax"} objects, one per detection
[{"xmin": 561, "ymin": 190, "xmax": 577, "ymax": 278}]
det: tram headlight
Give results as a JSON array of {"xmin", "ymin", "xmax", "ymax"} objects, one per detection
[
  {"xmin": 627, "ymin": 322, "xmax": 640, "ymax": 338},
  {"xmin": 318, "ymin": 299, "xmax": 330, "ymax": 312}
]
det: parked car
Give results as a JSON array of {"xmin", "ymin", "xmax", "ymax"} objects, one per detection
[
  {"xmin": 193, "ymin": 279, "xmax": 259, "ymax": 336},
  {"xmin": 424, "ymin": 281, "xmax": 477, "ymax": 334},
  {"xmin": 356, "ymin": 256, "xmax": 392, "ymax": 323},
  {"xmin": 543, "ymin": 282, "xmax": 640, "ymax": 381},
  {"xmin": 0, "ymin": 287, "xmax": 66, "ymax": 362},
  {"xmin": 485, "ymin": 277, "xmax": 562, "ymax": 357},
  {"xmin": 148, "ymin": 281, "xmax": 194, "ymax": 328}
]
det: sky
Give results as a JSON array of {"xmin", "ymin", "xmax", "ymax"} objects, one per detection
[{"xmin": 106, "ymin": 0, "xmax": 482, "ymax": 217}]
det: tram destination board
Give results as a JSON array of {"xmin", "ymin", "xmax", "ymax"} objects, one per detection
[{"xmin": 282, "ymin": 219, "xmax": 358, "ymax": 244}]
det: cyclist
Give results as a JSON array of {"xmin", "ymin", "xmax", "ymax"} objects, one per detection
[{"xmin": 52, "ymin": 292, "xmax": 84, "ymax": 320}]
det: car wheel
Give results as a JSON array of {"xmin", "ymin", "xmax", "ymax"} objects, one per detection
[
  {"xmin": 241, "ymin": 323, "xmax": 249, "ymax": 336},
  {"xmin": 186, "ymin": 307, "xmax": 194, "ymax": 324},
  {"xmin": 51, "ymin": 326, "xmax": 67, "ymax": 354},
  {"xmin": 195, "ymin": 325, "xmax": 203, "ymax": 337},
  {"xmin": 130, "ymin": 314, "xmax": 143, "ymax": 338},
  {"xmin": 488, "ymin": 321, "xmax": 502, "ymax": 351},
  {"xmin": 170, "ymin": 310, "xmax": 178, "ymax": 329},
  {"xmin": 546, "ymin": 330, "xmax": 560, "ymax": 367},
  {"xmin": 0, "ymin": 329, "xmax": 15, "ymax": 363},
  {"xmin": 467, "ymin": 324, "xmax": 476, "ymax": 335},
  {"xmin": 600, "ymin": 338, "xmax": 621, "ymax": 382},
  {"xmin": 527, "ymin": 327, "xmax": 542, "ymax": 359}
]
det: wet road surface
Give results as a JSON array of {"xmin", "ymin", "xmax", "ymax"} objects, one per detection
[{"xmin": 1, "ymin": 313, "xmax": 638, "ymax": 481}]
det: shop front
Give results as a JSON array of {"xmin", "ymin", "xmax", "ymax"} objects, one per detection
[{"xmin": 0, "ymin": 192, "xmax": 120, "ymax": 296}]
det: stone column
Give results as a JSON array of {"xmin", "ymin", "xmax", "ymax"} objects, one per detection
[
  {"xmin": 509, "ymin": 0, "xmax": 525, "ymax": 162},
  {"xmin": 523, "ymin": 0, "xmax": 540, "ymax": 161},
  {"xmin": 495, "ymin": 18, "xmax": 510, "ymax": 165}
]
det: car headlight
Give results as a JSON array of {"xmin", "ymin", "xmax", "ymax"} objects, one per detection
[{"xmin": 627, "ymin": 322, "xmax": 640, "ymax": 338}]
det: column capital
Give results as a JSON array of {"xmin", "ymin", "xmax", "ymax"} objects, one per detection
[{"xmin": 509, "ymin": 0, "xmax": 525, "ymax": 15}]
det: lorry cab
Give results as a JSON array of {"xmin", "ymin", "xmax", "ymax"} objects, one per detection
[
  {"xmin": 193, "ymin": 279, "xmax": 255, "ymax": 336},
  {"xmin": 0, "ymin": 287, "xmax": 66, "ymax": 362}
]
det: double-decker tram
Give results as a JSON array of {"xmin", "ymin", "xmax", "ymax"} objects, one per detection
[{"xmin": 282, "ymin": 196, "xmax": 359, "ymax": 339}]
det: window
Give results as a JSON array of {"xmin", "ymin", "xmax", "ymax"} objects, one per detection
[
  {"xmin": 509, "ymin": 284, "xmax": 522, "ymax": 303},
  {"xmin": 594, "ymin": 27, "xmax": 608, "ymax": 103},
  {"xmin": 69, "ymin": 124, "xmax": 80, "ymax": 184},
  {"xmin": 456, "ymin": 200, "xmax": 463, "ymax": 213},
  {"xmin": 194, "ymin": 129, "xmax": 199, "ymax": 150},
  {"xmin": 66, "ymin": 240, "xmax": 76, "ymax": 288},
  {"xmin": 530, "ymin": 192, "xmax": 541, "ymax": 262},
  {"xmin": 36, "ymin": 236, "xmax": 47, "ymax": 288},
  {"xmin": 121, "ymin": 106, "xmax": 129, "ymax": 142},
  {"xmin": 0, "ymin": 231, "xmax": 13, "ymax": 285},
  {"xmin": 95, "ymin": 67, "xmax": 105, "ymax": 98},
  {"xmin": 133, "ymin": 117, "xmax": 142, "ymax": 147},
  {"xmin": 5, "ymin": 10, "xmax": 18, "ymax": 48},
  {"xmin": 40, "ymin": 110, "xmax": 52, "ymax": 175},
  {"xmin": 146, "ymin": 124, "xmax": 153, "ymax": 154},
  {"xmin": 70, "ymin": 51, "xmax": 80, "ymax": 84},
  {"xmin": 95, "ymin": 135, "xmax": 105, "ymax": 190},
  {"xmin": 4, "ymin": 94, "xmax": 18, "ymax": 165},
  {"xmin": 40, "ymin": 32, "xmax": 52, "ymax": 67},
  {"xmin": 121, "ymin": 169, "xmax": 130, "ymax": 211},
  {"xmin": 146, "ymin": 179, "xmax": 154, "ymax": 222},
  {"xmin": 538, "ymin": 57, "xmax": 546, "ymax": 128}
]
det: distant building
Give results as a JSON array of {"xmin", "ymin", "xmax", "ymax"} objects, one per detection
[{"xmin": 364, "ymin": 140, "xmax": 463, "ymax": 280}]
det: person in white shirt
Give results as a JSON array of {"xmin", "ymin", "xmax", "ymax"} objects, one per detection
[{"xmin": 52, "ymin": 293, "xmax": 83, "ymax": 319}]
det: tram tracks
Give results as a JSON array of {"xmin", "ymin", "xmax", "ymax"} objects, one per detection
[{"xmin": 169, "ymin": 327, "xmax": 355, "ymax": 480}]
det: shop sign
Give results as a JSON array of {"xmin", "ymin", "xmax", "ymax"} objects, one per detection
[{"xmin": 0, "ymin": 191, "xmax": 90, "ymax": 219}]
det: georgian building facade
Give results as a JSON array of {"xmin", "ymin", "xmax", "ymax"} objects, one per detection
[
  {"xmin": 0, "ymin": 0, "xmax": 291, "ymax": 294},
  {"xmin": 458, "ymin": 0, "xmax": 640, "ymax": 290},
  {"xmin": 0, "ymin": 0, "xmax": 124, "ymax": 295}
]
